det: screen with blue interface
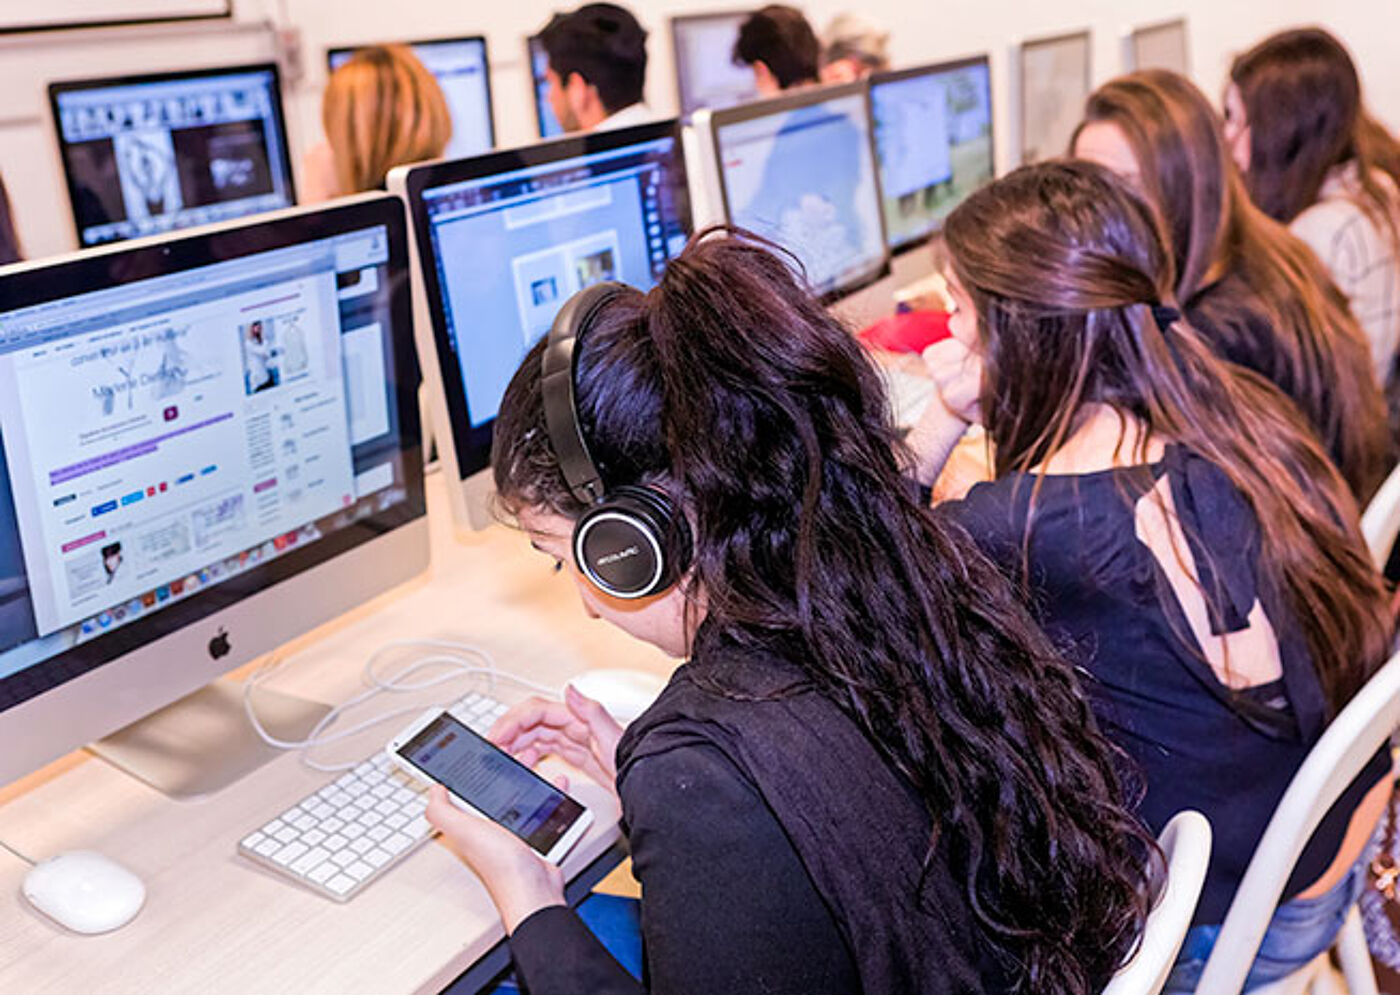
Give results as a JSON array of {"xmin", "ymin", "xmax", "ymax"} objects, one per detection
[
  {"xmin": 0, "ymin": 217, "xmax": 417, "ymax": 708},
  {"xmin": 528, "ymin": 35, "xmax": 566, "ymax": 138},
  {"xmin": 715, "ymin": 89, "xmax": 886, "ymax": 298},
  {"xmin": 399, "ymin": 712, "xmax": 584, "ymax": 852},
  {"xmin": 672, "ymin": 12, "xmax": 758, "ymax": 117},
  {"xmin": 872, "ymin": 58, "xmax": 994, "ymax": 251},
  {"xmin": 418, "ymin": 130, "xmax": 689, "ymax": 439},
  {"xmin": 51, "ymin": 66, "xmax": 296, "ymax": 247},
  {"xmin": 329, "ymin": 38, "xmax": 495, "ymax": 159}
]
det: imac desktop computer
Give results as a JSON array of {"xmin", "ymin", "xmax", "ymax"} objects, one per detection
[
  {"xmin": 49, "ymin": 64, "xmax": 298, "ymax": 248},
  {"xmin": 671, "ymin": 11, "xmax": 759, "ymax": 118},
  {"xmin": 527, "ymin": 35, "xmax": 567, "ymax": 139},
  {"xmin": 1017, "ymin": 29, "xmax": 1093, "ymax": 164},
  {"xmin": 390, "ymin": 120, "xmax": 692, "ymax": 532},
  {"xmin": 327, "ymin": 36, "xmax": 496, "ymax": 160},
  {"xmin": 693, "ymin": 81, "xmax": 890, "ymax": 303},
  {"xmin": 0, "ymin": 194, "xmax": 427, "ymax": 794},
  {"xmin": 870, "ymin": 55, "xmax": 995, "ymax": 255}
]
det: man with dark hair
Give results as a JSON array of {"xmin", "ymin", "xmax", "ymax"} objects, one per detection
[
  {"xmin": 539, "ymin": 3, "xmax": 651, "ymax": 133},
  {"xmin": 733, "ymin": 5, "xmax": 820, "ymax": 96}
]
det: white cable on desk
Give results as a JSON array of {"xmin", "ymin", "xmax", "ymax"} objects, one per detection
[
  {"xmin": 0, "ymin": 837, "xmax": 35, "ymax": 866},
  {"xmin": 242, "ymin": 638, "xmax": 563, "ymax": 772}
]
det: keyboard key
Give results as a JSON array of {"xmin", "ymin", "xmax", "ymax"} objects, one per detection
[
  {"xmin": 383, "ymin": 833, "xmax": 413, "ymax": 855},
  {"xmin": 254, "ymin": 837, "xmax": 282, "ymax": 858},
  {"xmin": 367, "ymin": 825, "xmax": 392, "ymax": 842},
  {"xmin": 360, "ymin": 811, "xmax": 384, "ymax": 828},
  {"xmin": 365, "ymin": 847, "xmax": 393, "ymax": 868},
  {"xmin": 309, "ymin": 802, "xmax": 334, "ymax": 819},
  {"xmin": 384, "ymin": 813, "xmax": 409, "ymax": 830},
  {"xmin": 302, "ymin": 829, "xmax": 327, "ymax": 847},
  {"xmin": 391, "ymin": 787, "xmax": 419, "ymax": 806},
  {"xmin": 271, "ymin": 842, "xmax": 309, "ymax": 867},
  {"xmin": 342, "ymin": 823, "xmax": 366, "ymax": 840},
  {"xmin": 344, "ymin": 781, "xmax": 368, "ymax": 797},
  {"xmin": 325, "ymin": 873, "xmax": 357, "ymax": 896},
  {"xmin": 307, "ymin": 862, "xmax": 337, "ymax": 885},
  {"xmin": 350, "ymin": 837, "xmax": 374, "ymax": 855},
  {"xmin": 273, "ymin": 826, "xmax": 298, "ymax": 844},
  {"xmin": 345, "ymin": 860, "xmax": 374, "ymax": 881},
  {"xmin": 406, "ymin": 815, "xmax": 430, "ymax": 838},
  {"xmin": 292, "ymin": 814, "xmax": 317, "ymax": 832},
  {"xmin": 332, "ymin": 850, "xmax": 357, "ymax": 868},
  {"xmin": 323, "ymin": 834, "xmax": 348, "ymax": 852},
  {"xmin": 241, "ymin": 831, "xmax": 265, "ymax": 850},
  {"xmin": 290, "ymin": 847, "xmax": 331, "ymax": 876},
  {"xmin": 321, "ymin": 817, "xmax": 345, "ymax": 834}
]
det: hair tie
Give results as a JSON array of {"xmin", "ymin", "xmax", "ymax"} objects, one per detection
[{"xmin": 1149, "ymin": 304, "xmax": 1181, "ymax": 333}]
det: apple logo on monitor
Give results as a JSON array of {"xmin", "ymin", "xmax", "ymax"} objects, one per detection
[{"xmin": 208, "ymin": 628, "xmax": 231, "ymax": 660}]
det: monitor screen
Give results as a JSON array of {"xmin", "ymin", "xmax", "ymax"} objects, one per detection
[
  {"xmin": 399, "ymin": 120, "xmax": 691, "ymax": 488},
  {"xmin": 710, "ymin": 84, "xmax": 888, "ymax": 300},
  {"xmin": 527, "ymin": 35, "xmax": 566, "ymax": 138},
  {"xmin": 50, "ymin": 64, "xmax": 297, "ymax": 248},
  {"xmin": 0, "ymin": 196, "xmax": 425, "ymax": 781},
  {"xmin": 1019, "ymin": 30, "xmax": 1092, "ymax": 164},
  {"xmin": 327, "ymin": 37, "xmax": 495, "ymax": 160},
  {"xmin": 671, "ymin": 12, "xmax": 758, "ymax": 118},
  {"xmin": 871, "ymin": 56, "xmax": 994, "ymax": 253}
]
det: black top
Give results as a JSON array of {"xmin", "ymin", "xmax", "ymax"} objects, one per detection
[
  {"xmin": 943, "ymin": 445, "xmax": 1389, "ymax": 927},
  {"xmin": 509, "ymin": 631, "xmax": 1008, "ymax": 993}
]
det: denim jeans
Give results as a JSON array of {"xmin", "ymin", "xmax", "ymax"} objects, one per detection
[{"xmin": 1162, "ymin": 860, "xmax": 1367, "ymax": 992}]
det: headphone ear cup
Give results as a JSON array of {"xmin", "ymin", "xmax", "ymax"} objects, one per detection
[{"xmin": 573, "ymin": 486, "xmax": 692, "ymax": 599}]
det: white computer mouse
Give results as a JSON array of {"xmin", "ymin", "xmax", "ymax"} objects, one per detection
[
  {"xmin": 22, "ymin": 850, "xmax": 146, "ymax": 935},
  {"xmin": 568, "ymin": 668, "xmax": 669, "ymax": 725}
]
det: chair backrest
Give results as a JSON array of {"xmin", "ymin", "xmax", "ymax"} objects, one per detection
[
  {"xmin": 1195, "ymin": 649, "xmax": 1400, "ymax": 995},
  {"xmin": 1101, "ymin": 810, "xmax": 1212, "ymax": 995},
  {"xmin": 1361, "ymin": 462, "xmax": 1400, "ymax": 570}
]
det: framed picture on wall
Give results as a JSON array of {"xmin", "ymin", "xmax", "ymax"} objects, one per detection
[
  {"xmin": 1124, "ymin": 18, "xmax": 1190, "ymax": 75},
  {"xmin": 0, "ymin": 0, "xmax": 230, "ymax": 35},
  {"xmin": 1017, "ymin": 29, "xmax": 1092, "ymax": 164}
]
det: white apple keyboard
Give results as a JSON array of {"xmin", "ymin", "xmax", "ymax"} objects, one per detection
[{"xmin": 237, "ymin": 689, "xmax": 508, "ymax": 901}]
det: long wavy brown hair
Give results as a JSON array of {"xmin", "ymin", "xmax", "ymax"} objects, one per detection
[
  {"xmin": 945, "ymin": 160, "xmax": 1390, "ymax": 716},
  {"xmin": 1074, "ymin": 69, "xmax": 1388, "ymax": 499},
  {"xmin": 1231, "ymin": 27, "xmax": 1400, "ymax": 246}
]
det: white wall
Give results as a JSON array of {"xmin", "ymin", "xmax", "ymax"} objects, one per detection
[{"xmin": 3, "ymin": 0, "xmax": 1397, "ymax": 260}]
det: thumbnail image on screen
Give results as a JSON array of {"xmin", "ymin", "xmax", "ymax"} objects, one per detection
[
  {"xmin": 872, "ymin": 58, "xmax": 994, "ymax": 252},
  {"xmin": 51, "ymin": 66, "xmax": 296, "ymax": 247},
  {"xmin": 417, "ymin": 128, "xmax": 690, "ymax": 438},
  {"xmin": 328, "ymin": 38, "xmax": 495, "ymax": 159},
  {"xmin": 0, "ymin": 221, "xmax": 415, "ymax": 699},
  {"xmin": 715, "ymin": 88, "xmax": 886, "ymax": 299},
  {"xmin": 672, "ymin": 12, "xmax": 758, "ymax": 117},
  {"xmin": 528, "ymin": 36, "xmax": 566, "ymax": 138},
  {"xmin": 1019, "ymin": 31, "xmax": 1092, "ymax": 164}
]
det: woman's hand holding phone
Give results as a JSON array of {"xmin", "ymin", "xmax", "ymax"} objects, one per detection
[
  {"xmin": 425, "ymin": 686, "xmax": 624, "ymax": 932},
  {"xmin": 489, "ymin": 685, "xmax": 624, "ymax": 804}
]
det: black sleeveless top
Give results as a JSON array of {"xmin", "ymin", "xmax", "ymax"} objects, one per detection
[{"xmin": 943, "ymin": 444, "xmax": 1388, "ymax": 926}]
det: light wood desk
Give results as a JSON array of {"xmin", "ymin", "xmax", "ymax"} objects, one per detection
[{"xmin": 0, "ymin": 470, "xmax": 671, "ymax": 994}]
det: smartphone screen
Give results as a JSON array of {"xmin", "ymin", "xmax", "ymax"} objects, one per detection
[{"xmin": 397, "ymin": 713, "xmax": 587, "ymax": 854}]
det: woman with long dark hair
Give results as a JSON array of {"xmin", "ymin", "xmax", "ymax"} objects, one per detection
[
  {"xmin": 426, "ymin": 230, "xmax": 1155, "ymax": 993},
  {"xmin": 1072, "ymin": 69, "xmax": 1389, "ymax": 500},
  {"xmin": 912, "ymin": 160, "xmax": 1393, "ymax": 991},
  {"xmin": 1227, "ymin": 28, "xmax": 1400, "ymax": 384}
]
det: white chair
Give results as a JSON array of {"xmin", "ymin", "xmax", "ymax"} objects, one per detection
[
  {"xmin": 1194, "ymin": 649, "xmax": 1400, "ymax": 995},
  {"xmin": 1361, "ymin": 462, "xmax": 1400, "ymax": 570},
  {"xmin": 1102, "ymin": 810, "xmax": 1213, "ymax": 995}
]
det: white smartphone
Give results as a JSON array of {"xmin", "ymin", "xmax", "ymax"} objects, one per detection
[{"xmin": 387, "ymin": 707, "xmax": 594, "ymax": 864}]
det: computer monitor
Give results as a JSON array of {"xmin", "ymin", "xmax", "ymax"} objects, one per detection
[
  {"xmin": 0, "ymin": 194, "xmax": 427, "ymax": 791},
  {"xmin": 1125, "ymin": 19, "xmax": 1189, "ymax": 75},
  {"xmin": 327, "ymin": 36, "xmax": 496, "ymax": 160},
  {"xmin": 390, "ymin": 121, "xmax": 692, "ymax": 532},
  {"xmin": 671, "ymin": 11, "xmax": 759, "ymax": 118},
  {"xmin": 696, "ymin": 82, "xmax": 889, "ymax": 301},
  {"xmin": 527, "ymin": 35, "xmax": 567, "ymax": 139},
  {"xmin": 871, "ymin": 55, "xmax": 995, "ymax": 254},
  {"xmin": 1018, "ymin": 29, "xmax": 1092, "ymax": 164},
  {"xmin": 50, "ymin": 64, "xmax": 297, "ymax": 248}
]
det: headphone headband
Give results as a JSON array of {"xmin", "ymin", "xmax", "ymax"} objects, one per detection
[{"xmin": 540, "ymin": 281, "xmax": 629, "ymax": 506}]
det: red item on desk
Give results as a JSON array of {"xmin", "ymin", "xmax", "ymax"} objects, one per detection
[{"xmin": 856, "ymin": 310, "xmax": 951, "ymax": 354}]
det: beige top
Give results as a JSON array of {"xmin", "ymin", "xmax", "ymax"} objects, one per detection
[{"xmin": 1291, "ymin": 163, "xmax": 1400, "ymax": 383}]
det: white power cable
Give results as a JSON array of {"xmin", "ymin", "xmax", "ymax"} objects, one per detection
[{"xmin": 242, "ymin": 639, "xmax": 563, "ymax": 772}]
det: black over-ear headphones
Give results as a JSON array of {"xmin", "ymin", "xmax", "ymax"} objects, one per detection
[{"xmin": 539, "ymin": 281, "xmax": 693, "ymax": 599}]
